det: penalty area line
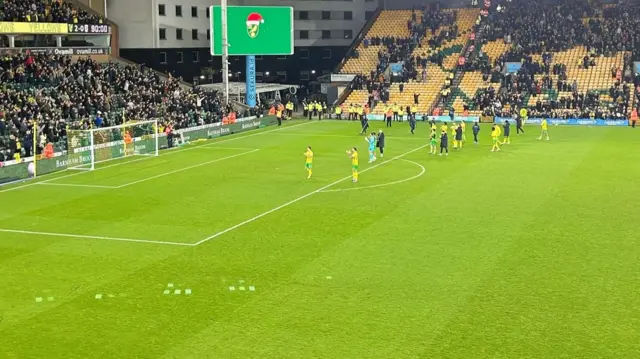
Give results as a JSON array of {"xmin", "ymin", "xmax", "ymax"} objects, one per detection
[
  {"xmin": 0, "ymin": 228, "xmax": 195, "ymax": 247},
  {"xmin": 36, "ymin": 182, "xmax": 119, "ymax": 189},
  {"xmin": 193, "ymin": 143, "xmax": 429, "ymax": 246},
  {"xmin": 114, "ymin": 149, "xmax": 259, "ymax": 188}
]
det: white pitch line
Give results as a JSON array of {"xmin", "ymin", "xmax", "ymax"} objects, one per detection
[
  {"xmin": 269, "ymin": 132, "xmax": 424, "ymax": 140},
  {"xmin": 189, "ymin": 146, "xmax": 259, "ymax": 151},
  {"xmin": 0, "ymin": 121, "xmax": 316, "ymax": 194},
  {"xmin": 0, "ymin": 228, "xmax": 194, "ymax": 247},
  {"xmin": 319, "ymin": 159, "xmax": 426, "ymax": 193},
  {"xmin": 115, "ymin": 149, "xmax": 259, "ymax": 188},
  {"xmin": 193, "ymin": 143, "xmax": 429, "ymax": 246},
  {"xmin": 161, "ymin": 121, "xmax": 317, "ymax": 157},
  {"xmin": 36, "ymin": 182, "xmax": 118, "ymax": 189}
]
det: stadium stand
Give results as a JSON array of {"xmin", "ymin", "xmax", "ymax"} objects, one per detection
[
  {"xmin": 446, "ymin": 0, "xmax": 636, "ymax": 120},
  {"xmin": 340, "ymin": 5, "xmax": 479, "ymax": 115},
  {"xmin": 0, "ymin": 0, "xmax": 230, "ymax": 163},
  {"xmin": 0, "ymin": 0, "xmax": 103, "ymax": 23},
  {"xmin": 3, "ymin": 0, "xmax": 639, "ymax": 164},
  {"xmin": 0, "ymin": 52, "xmax": 225, "ymax": 162}
]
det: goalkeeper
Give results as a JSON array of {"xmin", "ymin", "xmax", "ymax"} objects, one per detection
[{"xmin": 124, "ymin": 131, "xmax": 134, "ymax": 155}]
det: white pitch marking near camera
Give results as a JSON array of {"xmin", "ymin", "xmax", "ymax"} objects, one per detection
[
  {"xmin": 0, "ymin": 228, "xmax": 193, "ymax": 246},
  {"xmin": 319, "ymin": 159, "xmax": 426, "ymax": 193}
]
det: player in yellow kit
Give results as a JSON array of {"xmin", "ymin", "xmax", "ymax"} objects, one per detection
[
  {"xmin": 304, "ymin": 146, "xmax": 313, "ymax": 179},
  {"xmin": 346, "ymin": 147, "xmax": 359, "ymax": 182},
  {"xmin": 538, "ymin": 119, "xmax": 550, "ymax": 140},
  {"xmin": 451, "ymin": 123, "xmax": 458, "ymax": 149},
  {"xmin": 460, "ymin": 121, "xmax": 466, "ymax": 142},
  {"xmin": 491, "ymin": 123, "xmax": 501, "ymax": 152}
]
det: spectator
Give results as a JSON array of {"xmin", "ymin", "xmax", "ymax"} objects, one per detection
[
  {"xmin": 0, "ymin": 52, "xmax": 224, "ymax": 161},
  {"xmin": 0, "ymin": 0, "xmax": 103, "ymax": 24}
]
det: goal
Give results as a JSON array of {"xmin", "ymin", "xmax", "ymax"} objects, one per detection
[{"xmin": 66, "ymin": 119, "xmax": 159, "ymax": 171}]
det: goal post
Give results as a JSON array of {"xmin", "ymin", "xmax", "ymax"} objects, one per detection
[{"xmin": 67, "ymin": 119, "xmax": 159, "ymax": 171}]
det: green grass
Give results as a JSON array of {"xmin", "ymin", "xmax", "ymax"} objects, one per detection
[{"xmin": 1, "ymin": 120, "xmax": 639, "ymax": 358}]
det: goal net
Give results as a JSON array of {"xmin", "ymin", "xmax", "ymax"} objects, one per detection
[{"xmin": 66, "ymin": 119, "xmax": 159, "ymax": 170}]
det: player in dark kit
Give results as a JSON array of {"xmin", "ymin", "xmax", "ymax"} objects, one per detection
[
  {"xmin": 472, "ymin": 121, "xmax": 480, "ymax": 144},
  {"xmin": 439, "ymin": 130, "xmax": 449, "ymax": 156},
  {"xmin": 502, "ymin": 120, "xmax": 511, "ymax": 144},
  {"xmin": 455, "ymin": 124, "xmax": 463, "ymax": 148},
  {"xmin": 409, "ymin": 112, "xmax": 416, "ymax": 134},
  {"xmin": 516, "ymin": 115, "xmax": 524, "ymax": 135},
  {"xmin": 376, "ymin": 129, "xmax": 385, "ymax": 158}
]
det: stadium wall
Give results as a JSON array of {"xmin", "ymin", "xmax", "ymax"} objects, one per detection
[
  {"xmin": 494, "ymin": 118, "xmax": 629, "ymax": 126},
  {"xmin": 363, "ymin": 115, "xmax": 630, "ymax": 126}
]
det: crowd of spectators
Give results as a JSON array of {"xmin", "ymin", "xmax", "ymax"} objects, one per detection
[
  {"xmin": 345, "ymin": 4, "xmax": 459, "ymax": 107},
  {"xmin": 0, "ymin": 0, "xmax": 103, "ymax": 24},
  {"xmin": 0, "ymin": 52, "xmax": 225, "ymax": 162},
  {"xmin": 464, "ymin": 0, "xmax": 639, "ymax": 119}
]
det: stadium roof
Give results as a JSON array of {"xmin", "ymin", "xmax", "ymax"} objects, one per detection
[{"xmin": 200, "ymin": 82, "xmax": 297, "ymax": 94}]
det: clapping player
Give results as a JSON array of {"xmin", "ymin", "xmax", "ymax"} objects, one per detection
[
  {"xmin": 346, "ymin": 147, "xmax": 359, "ymax": 182},
  {"xmin": 491, "ymin": 123, "xmax": 501, "ymax": 152},
  {"xmin": 303, "ymin": 146, "xmax": 313, "ymax": 179},
  {"xmin": 538, "ymin": 118, "xmax": 550, "ymax": 140},
  {"xmin": 365, "ymin": 132, "xmax": 377, "ymax": 163}
]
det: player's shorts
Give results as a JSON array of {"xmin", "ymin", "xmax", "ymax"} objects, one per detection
[
  {"xmin": 492, "ymin": 137, "xmax": 498, "ymax": 143},
  {"xmin": 430, "ymin": 139, "xmax": 437, "ymax": 145},
  {"xmin": 305, "ymin": 163, "xmax": 312, "ymax": 169},
  {"xmin": 352, "ymin": 165, "xmax": 359, "ymax": 171},
  {"xmin": 369, "ymin": 147, "xmax": 375, "ymax": 152}
]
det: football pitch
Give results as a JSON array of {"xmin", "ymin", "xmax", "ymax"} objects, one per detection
[{"xmin": 0, "ymin": 120, "xmax": 639, "ymax": 358}]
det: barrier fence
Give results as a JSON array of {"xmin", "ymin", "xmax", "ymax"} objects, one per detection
[
  {"xmin": 358, "ymin": 114, "xmax": 629, "ymax": 126},
  {"xmin": 494, "ymin": 118, "xmax": 628, "ymax": 126}
]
